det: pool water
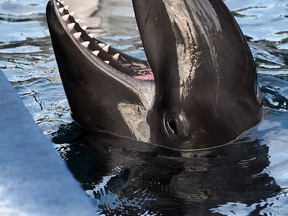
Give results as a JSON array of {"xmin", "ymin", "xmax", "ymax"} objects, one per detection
[{"xmin": 0, "ymin": 0, "xmax": 288, "ymax": 215}]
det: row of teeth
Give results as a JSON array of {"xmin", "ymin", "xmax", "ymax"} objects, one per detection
[{"xmin": 56, "ymin": 0, "xmax": 120, "ymax": 65}]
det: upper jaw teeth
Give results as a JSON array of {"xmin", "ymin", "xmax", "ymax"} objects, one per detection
[{"xmin": 55, "ymin": 0, "xmax": 121, "ymax": 65}]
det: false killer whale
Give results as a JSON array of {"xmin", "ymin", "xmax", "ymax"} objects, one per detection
[{"xmin": 46, "ymin": 0, "xmax": 262, "ymax": 149}]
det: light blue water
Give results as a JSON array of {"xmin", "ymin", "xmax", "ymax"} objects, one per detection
[{"xmin": 0, "ymin": 0, "xmax": 288, "ymax": 215}]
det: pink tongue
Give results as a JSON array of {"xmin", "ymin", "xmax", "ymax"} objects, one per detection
[{"xmin": 134, "ymin": 73, "xmax": 154, "ymax": 80}]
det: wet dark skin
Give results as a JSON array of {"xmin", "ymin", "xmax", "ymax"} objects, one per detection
[{"xmin": 46, "ymin": 0, "xmax": 262, "ymax": 149}]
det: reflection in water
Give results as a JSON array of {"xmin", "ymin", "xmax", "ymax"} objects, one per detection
[{"xmin": 54, "ymin": 123, "xmax": 282, "ymax": 215}]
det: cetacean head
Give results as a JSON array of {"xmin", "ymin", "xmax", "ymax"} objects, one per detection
[{"xmin": 46, "ymin": 0, "xmax": 262, "ymax": 149}]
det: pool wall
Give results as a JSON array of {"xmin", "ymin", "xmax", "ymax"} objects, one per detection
[{"xmin": 0, "ymin": 70, "xmax": 95, "ymax": 215}]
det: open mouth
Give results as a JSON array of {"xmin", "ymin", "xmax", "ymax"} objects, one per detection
[
  {"xmin": 47, "ymin": 0, "xmax": 262, "ymax": 149},
  {"xmin": 52, "ymin": 0, "xmax": 154, "ymax": 80}
]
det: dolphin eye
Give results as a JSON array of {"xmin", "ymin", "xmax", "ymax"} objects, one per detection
[{"xmin": 164, "ymin": 115, "xmax": 178, "ymax": 136}]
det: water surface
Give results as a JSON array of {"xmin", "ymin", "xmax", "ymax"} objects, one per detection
[{"xmin": 0, "ymin": 0, "xmax": 288, "ymax": 215}]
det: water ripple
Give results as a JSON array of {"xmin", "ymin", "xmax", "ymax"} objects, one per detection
[{"xmin": 0, "ymin": 0, "xmax": 288, "ymax": 215}]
